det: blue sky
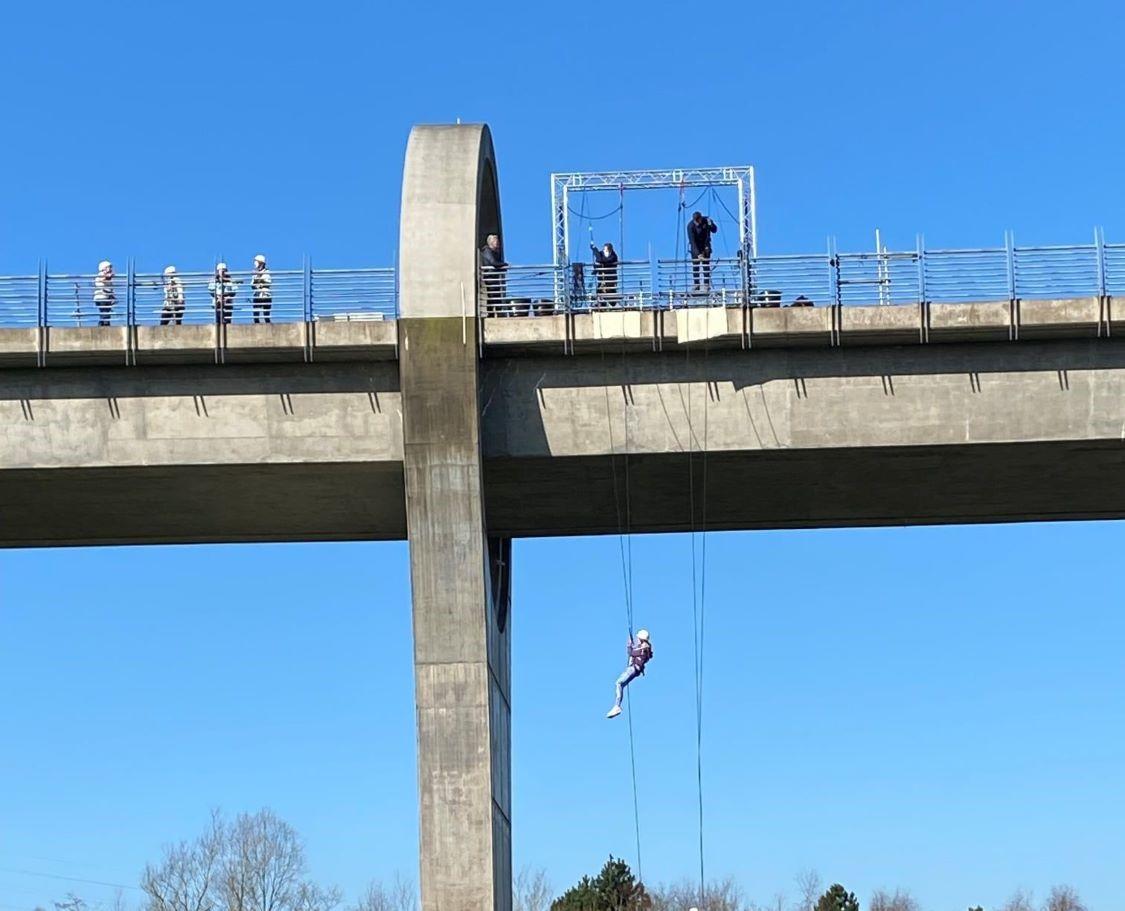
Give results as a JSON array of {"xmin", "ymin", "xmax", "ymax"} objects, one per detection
[{"xmin": 2, "ymin": 1, "xmax": 1125, "ymax": 909}]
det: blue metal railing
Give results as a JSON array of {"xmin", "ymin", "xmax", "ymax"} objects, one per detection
[
  {"xmin": 485, "ymin": 232, "xmax": 1125, "ymax": 314},
  {"xmin": 6, "ymin": 234, "xmax": 1125, "ymax": 328},
  {"xmin": 0, "ymin": 265, "xmax": 398, "ymax": 329}
]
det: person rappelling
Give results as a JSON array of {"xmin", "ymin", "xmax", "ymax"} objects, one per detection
[{"xmin": 606, "ymin": 629, "xmax": 652, "ymax": 718}]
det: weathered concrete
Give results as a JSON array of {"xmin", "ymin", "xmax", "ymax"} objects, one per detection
[
  {"xmin": 398, "ymin": 124, "xmax": 511, "ymax": 911},
  {"xmin": 12, "ymin": 329, "xmax": 1125, "ymax": 546}
]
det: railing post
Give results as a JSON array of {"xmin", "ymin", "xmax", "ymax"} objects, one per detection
[
  {"xmin": 126, "ymin": 258, "xmax": 136, "ymax": 327},
  {"xmin": 304, "ymin": 256, "xmax": 313, "ymax": 322},
  {"xmin": 37, "ymin": 260, "xmax": 47, "ymax": 367},
  {"xmin": 916, "ymin": 234, "xmax": 927, "ymax": 304},
  {"xmin": 1005, "ymin": 230, "xmax": 1017, "ymax": 301},
  {"xmin": 829, "ymin": 237, "xmax": 841, "ymax": 307},
  {"xmin": 1095, "ymin": 226, "xmax": 1107, "ymax": 299},
  {"xmin": 38, "ymin": 260, "xmax": 46, "ymax": 329}
]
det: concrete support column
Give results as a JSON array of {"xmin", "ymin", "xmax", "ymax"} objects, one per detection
[{"xmin": 398, "ymin": 124, "xmax": 512, "ymax": 911}]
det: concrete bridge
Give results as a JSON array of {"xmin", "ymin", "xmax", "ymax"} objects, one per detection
[{"xmin": 7, "ymin": 124, "xmax": 1125, "ymax": 910}]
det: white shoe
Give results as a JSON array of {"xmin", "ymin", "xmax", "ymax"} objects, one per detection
[{"xmin": 606, "ymin": 706, "xmax": 622, "ymax": 719}]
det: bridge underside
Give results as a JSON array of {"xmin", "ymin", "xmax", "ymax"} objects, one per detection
[{"xmin": 4, "ymin": 436, "xmax": 1125, "ymax": 547}]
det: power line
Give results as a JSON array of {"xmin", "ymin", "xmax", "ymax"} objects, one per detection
[{"xmin": 0, "ymin": 867, "xmax": 141, "ymax": 892}]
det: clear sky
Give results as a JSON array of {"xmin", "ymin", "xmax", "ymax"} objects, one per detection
[{"xmin": 2, "ymin": 1, "xmax": 1125, "ymax": 909}]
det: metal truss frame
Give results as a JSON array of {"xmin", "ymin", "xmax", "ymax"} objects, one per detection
[{"xmin": 550, "ymin": 166, "xmax": 757, "ymax": 268}]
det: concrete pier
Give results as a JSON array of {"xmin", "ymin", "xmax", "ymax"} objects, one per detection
[{"xmin": 398, "ymin": 124, "xmax": 512, "ymax": 911}]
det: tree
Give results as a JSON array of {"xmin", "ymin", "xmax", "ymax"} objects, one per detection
[
  {"xmin": 515, "ymin": 867, "xmax": 553, "ymax": 911},
  {"xmin": 551, "ymin": 856, "xmax": 651, "ymax": 911},
  {"xmin": 968, "ymin": 906, "xmax": 984, "ymax": 911},
  {"xmin": 814, "ymin": 885, "xmax": 859, "ymax": 911},
  {"xmin": 651, "ymin": 877, "xmax": 747, "ymax": 911},
  {"xmin": 1044, "ymin": 885, "xmax": 1087, "ymax": 911},
  {"xmin": 869, "ymin": 889, "xmax": 918, "ymax": 911},
  {"xmin": 53, "ymin": 896, "xmax": 88, "ymax": 911},
  {"xmin": 794, "ymin": 871, "xmax": 823, "ymax": 911},
  {"xmin": 353, "ymin": 878, "xmax": 416, "ymax": 911},
  {"xmin": 142, "ymin": 809, "xmax": 340, "ymax": 911},
  {"xmin": 351, "ymin": 876, "xmax": 417, "ymax": 911},
  {"xmin": 1001, "ymin": 890, "xmax": 1035, "ymax": 911}
]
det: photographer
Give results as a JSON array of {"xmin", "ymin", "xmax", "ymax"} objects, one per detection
[{"xmin": 687, "ymin": 211, "xmax": 718, "ymax": 291}]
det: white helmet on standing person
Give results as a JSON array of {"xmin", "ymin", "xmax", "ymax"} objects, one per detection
[
  {"xmin": 636, "ymin": 629, "xmax": 650, "ymax": 643},
  {"xmin": 216, "ymin": 262, "xmax": 228, "ymax": 272},
  {"xmin": 98, "ymin": 260, "xmax": 112, "ymax": 272},
  {"xmin": 164, "ymin": 265, "xmax": 176, "ymax": 276},
  {"xmin": 253, "ymin": 254, "xmax": 266, "ymax": 266}
]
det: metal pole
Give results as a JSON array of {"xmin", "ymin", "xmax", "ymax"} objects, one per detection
[
  {"xmin": 748, "ymin": 167, "xmax": 758, "ymax": 257},
  {"xmin": 1095, "ymin": 226, "xmax": 1107, "ymax": 299},
  {"xmin": 38, "ymin": 260, "xmax": 46, "ymax": 329},
  {"xmin": 126, "ymin": 258, "xmax": 135, "ymax": 326},
  {"xmin": 916, "ymin": 234, "xmax": 926, "ymax": 305},
  {"xmin": 829, "ymin": 237, "xmax": 841, "ymax": 307},
  {"xmin": 1012, "ymin": 229, "xmax": 1021, "ymax": 299},
  {"xmin": 304, "ymin": 255, "xmax": 313, "ymax": 322}
]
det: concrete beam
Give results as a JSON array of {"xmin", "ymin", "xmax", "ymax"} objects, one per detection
[{"xmin": 398, "ymin": 124, "xmax": 511, "ymax": 911}]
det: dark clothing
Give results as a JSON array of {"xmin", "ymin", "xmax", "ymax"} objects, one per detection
[
  {"xmin": 687, "ymin": 217, "xmax": 718, "ymax": 257},
  {"xmin": 480, "ymin": 245, "xmax": 507, "ymax": 270},
  {"xmin": 481, "ymin": 245, "xmax": 508, "ymax": 315},
  {"xmin": 692, "ymin": 253, "xmax": 712, "ymax": 290},
  {"xmin": 591, "ymin": 246, "xmax": 619, "ymax": 301}
]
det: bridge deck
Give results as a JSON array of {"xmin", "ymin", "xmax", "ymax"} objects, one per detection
[
  {"xmin": 3, "ymin": 298, "xmax": 1125, "ymax": 546},
  {"xmin": 0, "ymin": 296, "xmax": 1117, "ymax": 367}
]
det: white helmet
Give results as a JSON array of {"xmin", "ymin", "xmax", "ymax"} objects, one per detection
[
  {"xmin": 98, "ymin": 260, "xmax": 112, "ymax": 271},
  {"xmin": 216, "ymin": 262, "xmax": 228, "ymax": 272},
  {"xmin": 164, "ymin": 265, "xmax": 176, "ymax": 276},
  {"xmin": 253, "ymin": 254, "xmax": 266, "ymax": 265},
  {"xmin": 636, "ymin": 629, "xmax": 650, "ymax": 642}
]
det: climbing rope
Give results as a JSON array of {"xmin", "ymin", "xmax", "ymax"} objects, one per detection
[
  {"xmin": 602, "ymin": 337, "xmax": 642, "ymax": 883},
  {"xmin": 684, "ymin": 322, "xmax": 711, "ymax": 908}
]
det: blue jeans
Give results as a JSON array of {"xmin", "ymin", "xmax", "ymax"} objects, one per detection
[{"xmin": 614, "ymin": 666, "xmax": 641, "ymax": 708}]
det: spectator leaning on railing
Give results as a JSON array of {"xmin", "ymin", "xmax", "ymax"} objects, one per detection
[
  {"xmin": 94, "ymin": 260, "xmax": 115, "ymax": 326},
  {"xmin": 208, "ymin": 262, "xmax": 239, "ymax": 325},
  {"xmin": 480, "ymin": 233, "xmax": 508, "ymax": 316},
  {"xmin": 591, "ymin": 241, "xmax": 619, "ymax": 304},
  {"xmin": 161, "ymin": 265, "xmax": 186, "ymax": 325},
  {"xmin": 251, "ymin": 254, "xmax": 272, "ymax": 324}
]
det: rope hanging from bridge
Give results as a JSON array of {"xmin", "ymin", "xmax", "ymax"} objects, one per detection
[
  {"xmin": 602, "ymin": 333, "xmax": 642, "ymax": 881},
  {"xmin": 685, "ymin": 306, "xmax": 711, "ymax": 909}
]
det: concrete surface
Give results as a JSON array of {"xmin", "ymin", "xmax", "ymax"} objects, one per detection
[
  {"xmin": 11, "ymin": 333, "xmax": 1125, "ymax": 543},
  {"xmin": 398, "ymin": 124, "xmax": 512, "ymax": 911}
]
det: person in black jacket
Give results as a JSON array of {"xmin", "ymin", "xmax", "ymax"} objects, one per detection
[
  {"xmin": 590, "ymin": 241, "xmax": 619, "ymax": 304},
  {"xmin": 480, "ymin": 233, "xmax": 508, "ymax": 315},
  {"xmin": 687, "ymin": 211, "xmax": 718, "ymax": 291}
]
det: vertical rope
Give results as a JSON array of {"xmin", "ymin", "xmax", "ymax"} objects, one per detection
[
  {"xmin": 601, "ymin": 343, "xmax": 642, "ymax": 882},
  {"xmin": 686, "ymin": 332, "xmax": 710, "ymax": 909}
]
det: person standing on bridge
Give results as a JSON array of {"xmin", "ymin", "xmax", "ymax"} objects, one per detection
[
  {"xmin": 94, "ymin": 260, "xmax": 116, "ymax": 327},
  {"xmin": 688, "ymin": 211, "xmax": 718, "ymax": 292},
  {"xmin": 590, "ymin": 241, "xmax": 620, "ymax": 304},
  {"xmin": 480, "ymin": 233, "xmax": 508, "ymax": 316},
  {"xmin": 607, "ymin": 629, "xmax": 653, "ymax": 718},
  {"xmin": 251, "ymin": 254, "xmax": 272, "ymax": 324},
  {"xmin": 209, "ymin": 262, "xmax": 238, "ymax": 325},
  {"xmin": 160, "ymin": 265, "xmax": 186, "ymax": 325}
]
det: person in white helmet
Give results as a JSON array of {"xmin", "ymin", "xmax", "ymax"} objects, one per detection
[
  {"xmin": 160, "ymin": 265, "xmax": 186, "ymax": 326},
  {"xmin": 251, "ymin": 254, "xmax": 272, "ymax": 324},
  {"xmin": 607, "ymin": 628, "xmax": 653, "ymax": 719},
  {"xmin": 208, "ymin": 262, "xmax": 238, "ymax": 324},
  {"xmin": 94, "ymin": 260, "xmax": 115, "ymax": 327}
]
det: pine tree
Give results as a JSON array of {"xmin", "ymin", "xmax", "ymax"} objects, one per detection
[
  {"xmin": 551, "ymin": 856, "xmax": 651, "ymax": 911},
  {"xmin": 814, "ymin": 884, "xmax": 860, "ymax": 911}
]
